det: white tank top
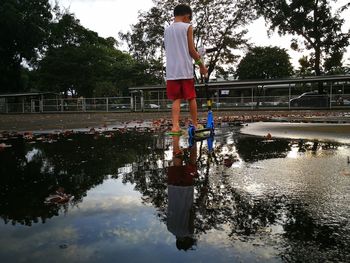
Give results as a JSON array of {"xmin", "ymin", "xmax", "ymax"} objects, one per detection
[{"xmin": 164, "ymin": 22, "xmax": 193, "ymax": 80}]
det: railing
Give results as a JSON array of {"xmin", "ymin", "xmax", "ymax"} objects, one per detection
[
  {"xmin": 1, "ymin": 94, "xmax": 350, "ymax": 113},
  {"xmin": 143, "ymin": 94, "xmax": 350, "ymax": 111},
  {"xmin": 2, "ymin": 75, "xmax": 350, "ymax": 113},
  {"xmin": 0, "ymin": 97, "xmax": 132, "ymax": 113}
]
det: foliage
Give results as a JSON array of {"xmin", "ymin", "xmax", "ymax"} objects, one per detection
[
  {"xmin": 0, "ymin": 2, "xmax": 161, "ymax": 96},
  {"xmin": 119, "ymin": 0, "xmax": 256, "ymax": 82},
  {"xmin": 253, "ymin": 0, "xmax": 350, "ymax": 78},
  {"xmin": 296, "ymin": 56, "xmax": 314, "ymax": 77},
  {"xmin": 236, "ymin": 46, "xmax": 293, "ymax": 80},
  {"xmin": 0, "ymin": 0, "xmax": 52, "ymax": 92},
  {"xmin": 36, "ymin": 13, "xmax": 158, "ymax": 97}
]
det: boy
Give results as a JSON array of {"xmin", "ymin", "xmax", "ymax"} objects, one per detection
[{"xmin": 164, "ymin": 4, "xmax": 208, "ymax": 133}]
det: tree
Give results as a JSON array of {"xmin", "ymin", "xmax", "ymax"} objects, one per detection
[
  {"xmin": 36, "ymin": 13, "xmax": 157, "ymax": 97},
  {"xmin": 36, "ymin": 13, "xmax": 105, "ymax": 96},
  {"xmin": 297, "ymin": 56, "xmax": 314, "ymax": 77},
  {"xmin": 253, "ymin": 0, "xmax": 350, "ymax": 80},
  {"xmin": 0, "ymin": 0, "xmax": 52, "ymax": 92},
  {"xmin": 236, "ymin": 46, "xmax": 293, "ymax": 108},
  {"xmin": 236, "ymin": 46, "xmax": 293, "ymax": 80},
  {"xmin": 120, "ymin": 0, "xmax": 256, "ymax": 82}
]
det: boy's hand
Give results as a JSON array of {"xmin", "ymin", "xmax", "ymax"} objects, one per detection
[{"xmin": 199, "ymin": 65, "xmax": 208, "ymax": 76}]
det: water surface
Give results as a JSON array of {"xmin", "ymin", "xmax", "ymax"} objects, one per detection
[{"xmin": 1, "ymin": 128, "xmax": 350, "ymax": 262}]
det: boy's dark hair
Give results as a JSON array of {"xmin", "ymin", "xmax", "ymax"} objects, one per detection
[
  {"xmin": 176, "ymin": 236, "xmax": 196, "ymax": 251},
  {"xmin": 174, "ymin": 4, "xmax": 192, "ymax": 18}
]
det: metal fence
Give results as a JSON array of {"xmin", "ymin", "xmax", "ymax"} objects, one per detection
[
  {"xmin": 0, "ymin": 97, "xmax": 132, "ymax": 113},
  {"xmin": 145, "ymin": 93, "xmax": 350, "ymax": 111},
  {"xmin": 2, "ymin": 75, "xmax": 350, "ymax": 113},
  {"xmin": 1, "ymin": 94, "xmax": 350, "ymax": 113}
]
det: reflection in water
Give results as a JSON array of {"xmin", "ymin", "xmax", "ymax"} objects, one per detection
[
  {"xmin": 234, "ymin": 135, "xmax": 291, "ymax": 162},
  {"xmin": 0, "ymin": 132, "xmax": 154, "ymax": 226},
  {"xmin": 0, "ymin": 129, "xmax": 350, "ymax": 262},
  {"xmin": 167, "ymin": 136, "xmax": 197, "ymax": 250}
]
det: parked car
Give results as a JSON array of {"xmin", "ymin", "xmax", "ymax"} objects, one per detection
[
  {"xmin": 110, "ymin": 104, "xmax": 128, "ymax": 110},
  {"xmin": 147, "ymin": 104, "xmax": 160, "ymax": 109},
  {"xmin": 331, "ymin": 96, "xmax": 350, "ymax": 106},
  {"xmin": 290, "ymin": 92, "xmax": 330, "ymax": 107}
]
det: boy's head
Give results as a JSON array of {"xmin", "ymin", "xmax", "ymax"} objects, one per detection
[{"xmin": 174, "ymin": 4, "xmax": 192, "ymax": 21}]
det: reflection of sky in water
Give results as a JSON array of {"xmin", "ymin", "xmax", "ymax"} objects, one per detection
[
  {"xmin": 1, "ymin": 130, "xmax": 350, "ymax": 262},
  {"xmin": 0, "ymin": 176, "xmax": 279, "ymax": 263},
  {"xmin": 25, "ymin": 148, "xmax": 41, "ymax": 162},
  {"xmin": 0, "ymin": 179, "xmax": 171, "ymax": 263},
  {"xmin": 242, "ymin": 122, "xmax": 350, "ymax": 144}
]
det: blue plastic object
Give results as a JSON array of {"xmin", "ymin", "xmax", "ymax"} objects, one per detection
[
  {"xmin": 206, "ymin": 110, "xmax": 214, "ymax": 152},
  {"xmin": 188, "ymin": 124, "xmax": 196, "ymax": 148}
]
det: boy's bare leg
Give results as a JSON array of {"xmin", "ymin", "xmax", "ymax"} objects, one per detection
[
  {"xmin": 172, "ymin": 135, "xmax": 183, "ymax": 166},
  {"xmin": 189, "ymin": 98, "xmax": 198, "ymax": 128},
  {"xmin": 171, "ymin": 99, "xmax": 181, "ymax": 132}
]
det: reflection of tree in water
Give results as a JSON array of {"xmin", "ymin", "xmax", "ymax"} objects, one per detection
[
  {"xmin": 117, "ymin": 135, "xmax": 349, "ymax": 262},
  {"xmin": 281, "ymin": 201, "xmax": 350, "ymax": 262},
  {"xmin": 1, "ymin": 131, "xmax": 348, "ymax": 261},
  {"xmin": 235, "ymin": 136, "xmax": 341, "ymax": 161},
  {"xmin": 235, "ymin": 135, "xmax": 291, "ymax": 162},
  {"xmin": 297, "ymin": 139, "xmax": 342, "ymax": 153},
  {"xmin": 0, "ymin": 132, "xmax": 155, "ymax": 226}
]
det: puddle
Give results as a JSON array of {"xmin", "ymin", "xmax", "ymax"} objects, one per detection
[
  {"xmin": 241, "ymin": 122, "xmax": 350, "ymax": 144},
  {"xmin": 0, "ymin": 128, "xmax": 350, "ymax": 262}
]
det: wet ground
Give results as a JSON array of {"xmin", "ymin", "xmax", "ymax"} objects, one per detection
[
  {"xmin": 1, "ymin": 126, "xmax": 350, "ymax": 262},
  {"xmin": 242, "ymin": 122, "xmax": 350, "ymax": 144},
  {"xmin": 1, "ymin": 110, "xmax": 350, "ymax": 132}
]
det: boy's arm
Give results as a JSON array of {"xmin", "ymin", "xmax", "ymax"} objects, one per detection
[
  {"xmin": 187, "ymin": 26, "xmax": 207, "ymax": 76},
  {"xmin": 187, "ymin": 25, "xmax": 200, "ymax": 61}
]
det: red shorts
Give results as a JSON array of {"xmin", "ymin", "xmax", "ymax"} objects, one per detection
[
  {"xmin": 166, "ymin": 79, "xmax": 196, "ymax": 100},
  {"xmin": 167, "ymin": 164, "xmax": 198, "ymax": 186}
]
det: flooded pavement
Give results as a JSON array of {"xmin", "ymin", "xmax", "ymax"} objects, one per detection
[
  {"xmin": 1, "ymin": 128, "xmax": 350, "ymax": 262},
  {"xmin": 242, "ymin": 122, "xmax": 350, "ymax": 144}
]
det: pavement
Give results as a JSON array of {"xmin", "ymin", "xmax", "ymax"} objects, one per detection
[
  {"xmin": 241, "ymin": 122, "xmax": 350, "ymax": 144},
  {"xmin": 0, "ymin": 110, "xmax": 350, "ymax": 133}
]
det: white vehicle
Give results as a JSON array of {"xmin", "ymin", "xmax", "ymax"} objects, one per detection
[{"xmin": 148, "ymin": 104, "xmax": 160, "ymax": 109}]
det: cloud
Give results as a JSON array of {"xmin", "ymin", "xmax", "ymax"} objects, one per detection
[{"xmin": 56, "ymin": 0, "xmax": 154, "ymax": 38}]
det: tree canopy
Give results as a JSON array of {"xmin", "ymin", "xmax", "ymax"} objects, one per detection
[
  {"xmin": 236, "ymin": 46, "xmax": 293, "ymax": 80},
  {"xmin": 44, "ymin": 14, "xmax": 161, "ymax": 97},
  {"xmin": 0, "ymin": 1, "xmax": 159, "ymax": 97},
  {"xmin": 2, "ymin": 0, "xmax": 350, "ymax": 96},
  {"xmin": 0, "ymin": 0, "xmax": 52, "ymax": 92},
  {"xmin": 120, "ymin": 0, "xmax": 256, "ymax": 81},
  {"xmin": 253, "ymin": 0, "xmax": 350, "ymax": 77}
]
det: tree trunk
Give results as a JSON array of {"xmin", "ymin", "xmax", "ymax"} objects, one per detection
[{"xmin": 314, "ymin": 46, "xmax": 324, "ymax": 93}]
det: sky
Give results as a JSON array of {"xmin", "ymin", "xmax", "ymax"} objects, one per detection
[{"xmin": 56, "ymin": 0, "xmax": 350, "ymax": 69}]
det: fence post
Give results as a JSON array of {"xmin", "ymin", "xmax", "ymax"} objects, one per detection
[
  {"xmin": 40, "ymin": 95, "xmax": 44, "ymax": 112},
  {"xmin": 141, "ymin": 91, "xmax": 144, "ymax": 112},
  {"xmin": 289, "ymin": 84, "xmax": 291, "ymax": 110},
  {"xmin": 22, "ymin": 97, "xmax": 25, "ymax": 113},
  {"xmin": 330, "ymin": 82, "xmax": 332, "ymax": 110},
  {"xmin": 130, "ymin": 96, "xmax": 134, "ymax": 112},
  {"xmin": 106, "ymin": 98, "xmax": 109, "ymax": 112},
  {"xmin": 158, "ymin": 91, "xmax": 160, "ymax": 111},
  {"xmin": 251, "ymin": 87, "xmax": 254, "ymax": 110},
  {"xmin": 31, "ymin": 100, "xmax": 35, "ymax": 113},
  {"xmin": 217, "ymin": 91, "xmax": 219, "ymax": 110},
  {"xmin": 83, "ymin": 98, "xmax": 86, "ymax": 112}
]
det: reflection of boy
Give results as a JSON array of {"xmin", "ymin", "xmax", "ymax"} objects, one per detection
[{"xmin": 167, "ymin": 136, "xmax": 198, "ymax": 250}]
